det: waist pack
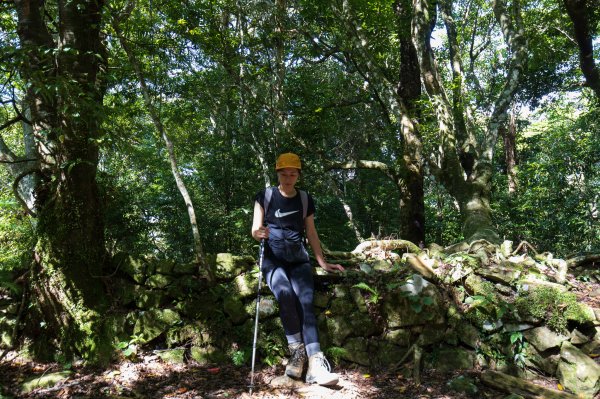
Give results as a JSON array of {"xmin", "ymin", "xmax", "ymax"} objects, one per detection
[{"xmin": 268, "ymin": 238, "xmax": 309, "ymax": 264}]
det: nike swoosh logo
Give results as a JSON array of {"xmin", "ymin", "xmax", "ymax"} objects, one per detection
[{"xmin": 275, "ymin": 209, "xmax": 299, "ymax": 218}]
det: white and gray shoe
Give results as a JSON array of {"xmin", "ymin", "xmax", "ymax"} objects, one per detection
[{"xmin": 305, "ymin": 352, "xmax": 338, "ymax": 386}]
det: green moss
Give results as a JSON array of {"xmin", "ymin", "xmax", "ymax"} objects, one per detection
[{"xmin": 515, "ymin": 286, "xmax": 593, "ymax": 332}]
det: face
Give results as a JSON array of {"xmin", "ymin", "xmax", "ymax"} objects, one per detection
[{"xmin": 277, "ymin": 168, "xmax": 300, "ymax": 188}]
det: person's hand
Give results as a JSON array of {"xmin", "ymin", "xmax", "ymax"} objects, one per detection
[
  {"xmin": 320, "ymin": 262, "xmax": 344, "ymax": 273},
  {"xmin": 254, "ymin": 226, "xmax": 270, "ymax": 240}
]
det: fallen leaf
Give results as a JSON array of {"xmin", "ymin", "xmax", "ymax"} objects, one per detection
[
  {"xmin": 557, "ymin": 383, "xmax": 564, "ymax": 391},
  {"xmin": 363, "ymin": 374, "xmax": 371, "ymax": 378},
  {"xmin": 207, "ymin": 367, "xmax": 220, "ymax": 374}
]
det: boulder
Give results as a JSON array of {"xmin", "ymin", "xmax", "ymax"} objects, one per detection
[
  {"xmin": 341, "ymin": 337, "xmax": 370, "ymax": 365},
  {"xmin": 156, "ymin": 348, "xmax": 185, "ymax": 364},
  {"xmin": 133, "ymin": 309, "xmax": 182, "ymax": 344},
  {"xmin": 215, "ymin": 253, "xmax": 254, "ymax": 280},
  {"xmin": 523, "ymin": 326, "xmax": 568, "ymax": 352},
  {"xmin": 382, "ymin": 284, "xmax": 444, "ymax": 328},
  {"xmin": 557, "ymin": 341, "xmax": 600, "ymax": 398},
  {"xmin": 427, "ymin": 346, "xmax": 475, "ymax": 372},
  {"xmin": 21, "ymin": 371, "xmax": 73, "ymax": 393},
  {"xmin": 223, "ymin": 296, "xmax": 248, "ymax": 325}
]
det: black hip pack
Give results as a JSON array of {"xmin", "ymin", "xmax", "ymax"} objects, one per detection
[{"xmin": 268, "ymin": 238, "xmax": 309, "ymax": 264}]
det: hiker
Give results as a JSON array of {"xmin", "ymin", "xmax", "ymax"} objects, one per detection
[{"xmin": 251, "ymin": 152, "xmax": 344, "ymax": 386}]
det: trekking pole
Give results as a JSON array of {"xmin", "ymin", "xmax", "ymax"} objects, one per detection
[{"xmin": 249, "ymin": 239, "xmax": 265, "ymax": 395}]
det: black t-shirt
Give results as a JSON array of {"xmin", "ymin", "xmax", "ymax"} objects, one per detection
[{"xmin": 254, "ymin": 187, "xmax": 315, "ymax": 242}]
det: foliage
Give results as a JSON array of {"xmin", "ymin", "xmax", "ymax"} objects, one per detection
[
  {"xmin": 493, "ymin": 97, "xmax": 600, "ymax": 255},
  {"xmin": 353, "ymin": 282, "xmax": 380, "ymax": 304}
]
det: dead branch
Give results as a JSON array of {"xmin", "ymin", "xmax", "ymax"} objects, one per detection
[
  {"xmin": 566, "ymin": 254, "xmax": 600, "ymax": 269},
  {"xmin": 480, "ymin": 370, "xmax": 577, "ymax": 399}
]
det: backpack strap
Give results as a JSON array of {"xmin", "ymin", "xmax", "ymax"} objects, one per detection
[
  {"xmin": 263, "ymin": 186, "xmax": 274, "ymax": 216},
  {"xmin": 299, "ymin": 190, "xmax": 308, "ymax": 221}
]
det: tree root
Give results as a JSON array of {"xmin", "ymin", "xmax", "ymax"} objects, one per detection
[
  {"xmin": 566, "ymin": 254, "xmax": 600, "ymax": 268},
  {"xmin": 0, "ymin": 270, "xmax": 29, "ymax": 363},
  {"xmin": 512, "ymin": 240, "xmax": 539, "ymax": 256},
  {"xmin": 351, "ymin": 239, "xmax": 422, "ymax": 255}
]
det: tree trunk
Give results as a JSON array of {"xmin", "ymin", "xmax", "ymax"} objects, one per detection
[
  {"xmin": 111, "ymin": 7, "xmax": 212, "ymax": 280},
  {"xmin": 501, "ymin": 111, "xmax": 518, "ymax": 194},
  {"xmin": 14, "ymin": 0, "xmax": 111, "ymax": 362},
  {"xmin": 563, "ymin": 0, "xmax": 600, "ymax": 102},
  {"xmin": 397, "ymin": 0, "xmax": 425, "ymax": 246},
  {"xmin": 335, "ymin": 0, "xmax": 426, "ymax": 246},
  {"xmin": 411, "ymin": 0, "xmax": 526, "ymax": 244}
]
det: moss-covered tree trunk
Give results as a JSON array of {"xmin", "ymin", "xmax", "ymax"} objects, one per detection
[
  {"xmin": 411, "ymin": 0, "xmax": 526, "ymax": 244},
  {"xmin": 15, "ymin": 0, "xmax": 111, "ymax": 362}
]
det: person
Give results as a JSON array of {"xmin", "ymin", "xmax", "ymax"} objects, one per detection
[{"xmin": 251, "ymin": 152, "xmax": 344, "ymax": 386}]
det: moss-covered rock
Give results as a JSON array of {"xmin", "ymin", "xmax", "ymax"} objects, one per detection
[
  {"xmin": 113, "ymin": 252, "xmax": 147, "ymax": 284},
  {"xmin": 21, "ymin": 371, "xmax": 73, "ymax": 393},
  {"xmin": 516, "ymin": 286, "xmax": 595, "ymax": 333},
  {"xmin": 156, "ymin": 348, "xmax": 185, "ymax": 364},
  {"xmin": 232, "ymin": 273, "xmax": 259, "ymax": 298},
  {"xmin": 384, "ymin": 328, "xmax": 412, "ymax": 346},
  {"xmin": 427, "ymin": 346, "xmax": 475, "ymax": 372},
  {"xmin": 215, "ymin": 253, "xmax": 254, "ymax": 280},
  {"xmin": 223, "ymin": 296, "xmax": 248, "ymax": 325},
  {"xmin": 173, "ymin": 263, "xmax": 198, "ymax": 275},
  {"xmin": 371, "ymin": 339, "xmax": 409, "ymax": 367},
  {"xmin": 133, "ymin": 309, "xmax": 182, "ymax": 344},
  {"xmin": 382, "ymin": 284, "xmax": 445, "ymax": 328},
  {"xmin": 246, "ymin": 297, "xmax": 278, "ymax": 318},
  {"xmin": 523, "ymin": 326, "xmax": 567, "ymax": 352},
  {"xmin": 190, "ymin": 345, "xmax": 227, "ymax": 365},
  {"xmin": 325, "ymin": 311, "xmax": 379, "ymax": 346},
  {"xmin": 341, "ymin": 337, "xmax": 370, "ymax": 365},
  {"xmin": 166, "ymin": 322, "xmax": 207, "ymax": 347},
  {"xmin": 557, "ymin": 341, "xmax": 600, "ymax": 397},
  {"xmin": 456, "ymin": 323, "xmax": 480, "ymax": 349}
]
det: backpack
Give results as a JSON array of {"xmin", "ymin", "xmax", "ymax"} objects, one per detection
[{"xmin": 263, "ymin": 186, "xmax": 308, "ymax": 228}]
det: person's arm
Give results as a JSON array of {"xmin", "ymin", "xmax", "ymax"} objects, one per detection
[
  {"xmin": 305, "ymin": 214, "xmax": 344, "ymax": 272},
  {"xmin": 251, "ymin": 201, "xmax": 269, "ymax": 241}
]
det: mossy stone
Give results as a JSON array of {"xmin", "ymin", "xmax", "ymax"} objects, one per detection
[
  {"xmin": 133, "ymin": 309, "xmax": 181, "ymax": 344},
  {"xmin": 21, "ymin": 371, "xmax": 73, "ymax": 393},
  {"xmin": 156, "ymin": 348, "xmax": 185, "ymax": 364}
]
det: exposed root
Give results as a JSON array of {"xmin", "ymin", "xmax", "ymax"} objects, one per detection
[{"xmin": 512, "ymin": 241, "xmax": 539, "ymax": 256}]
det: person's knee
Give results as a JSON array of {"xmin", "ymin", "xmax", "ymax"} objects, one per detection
[{"xmin": 275, "ymin": 286, "xmax": 296, "ymax": 304}]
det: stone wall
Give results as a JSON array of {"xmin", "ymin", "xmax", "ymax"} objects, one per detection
[{"xmin": 3, "ymin": 244, "xmax": 600, "ymax": 397}]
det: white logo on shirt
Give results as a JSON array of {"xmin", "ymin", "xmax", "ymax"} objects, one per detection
[{"xmin": 275, "ymin": 209, "xmax": 299, "ymax": 218}]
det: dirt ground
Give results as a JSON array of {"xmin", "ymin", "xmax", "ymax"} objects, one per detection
[{"xmin": 0, "ymin": 350, "xmax": 550, "ymax": 399}]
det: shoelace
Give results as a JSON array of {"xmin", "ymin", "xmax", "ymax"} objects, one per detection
[
  {"xmin": 314, "ymin": 354, "xmax": 331, "ymax": 372},
  {"xmin": 290, "ymin": 346, "xmax": 306, "ymax": 364}
]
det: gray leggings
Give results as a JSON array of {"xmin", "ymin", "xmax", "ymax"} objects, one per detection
[{"xmin": 264, "ymin": 260, "xmax": 320, "ymax": 356}]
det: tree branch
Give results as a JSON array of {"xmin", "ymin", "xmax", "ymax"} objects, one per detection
[
  {"xmin": 563, "ymin": 0, "xmax": 600, "ymax": 101},
  {"xmin": 12, "ymin": 167, "xmax": 39, "ymax": 217}
]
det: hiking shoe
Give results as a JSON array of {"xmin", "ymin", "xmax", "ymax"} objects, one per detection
[
  {"xmin": 306, "ymin": 352, "xmax": 338, "ymax": 386},
  {"xmin": 285, "ymin": 342, "xmax": 307, "ymax": 379}
]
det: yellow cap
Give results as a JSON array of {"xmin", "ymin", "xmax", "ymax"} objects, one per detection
[{"xmin": 275, "ymin": 152, "xmax": 301, "ymax": 170}]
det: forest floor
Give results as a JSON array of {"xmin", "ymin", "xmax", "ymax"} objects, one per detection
[{"xmin": 0, "ymin": 350, "xmax": 569, "ymax": 399}]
